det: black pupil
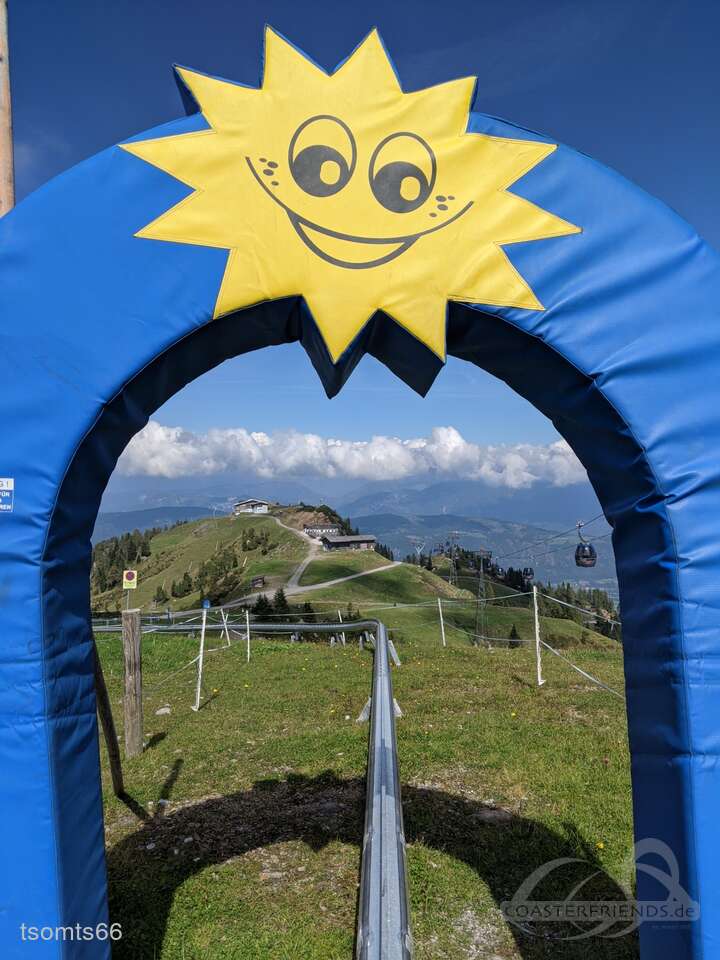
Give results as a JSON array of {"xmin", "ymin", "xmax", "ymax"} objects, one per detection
[
  {"xmin": 371, "ymin": 160, "xmax": 430, "ymax": 213},
  {"xmin": 291, "ymin": 144, "xmax": 349, "ymax": 197}
]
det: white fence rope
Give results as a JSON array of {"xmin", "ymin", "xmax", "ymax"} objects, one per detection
[
  {"xmin": 440, "ymin": 616, "xmax": 623, "ymax": 698},
  {"xmin": 540, "ymin": 592, "xmax": 621, "ymax": 626},
  {"xmin": 540, "ymin": 639, "xmax": 623, "ymax": 699}
]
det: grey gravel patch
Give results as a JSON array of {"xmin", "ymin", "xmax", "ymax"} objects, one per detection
[{"xmin": 454, "ymin": 907, "xmax": 508, "ymax": 959}]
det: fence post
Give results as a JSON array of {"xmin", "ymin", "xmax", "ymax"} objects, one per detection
[
  {"xmin": 337, "ymin": 609, "xmax": 346, "ymax": 646},
  {"xmin": 191, "ymin": 607, "xmax": 208, "ymax": 712},
  {"xmin": 221, "ymin": 607, "xmax": 230, "ymax": 647},
  {"xmin": 122, "ymin": 608, "xmax": 143, "ymax": 757},
  {"xmin": 246, "ymin": 609, "xmax": 251, "ymax": 663},
  {"xmin": 93, "ymin": 641, "xmax": 124, "ymax": 796},
  {"xmin": 437, "ymin": 598, "xmax": 446, "ymax": 647},
  {"xmin": 533, "ymin": 585, "xmax": 545, "ymax": 687}
]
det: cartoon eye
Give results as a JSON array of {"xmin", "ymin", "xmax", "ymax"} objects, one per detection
[
  {"xmin": 289, "ymin": 115, "xmax": 356, "ymax": 197},
  {"xmin": 369, "ymin": 132, "xmax": 437, "ymax": 213}
]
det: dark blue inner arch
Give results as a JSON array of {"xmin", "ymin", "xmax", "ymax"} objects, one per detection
[{"xmin": 43, "ymin": 299, "xmax": 680, "ymax": 949}]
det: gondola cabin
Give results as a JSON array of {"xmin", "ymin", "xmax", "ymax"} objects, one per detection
[{"xmin": 575, "ymin": 543, "xmax": 598, "ymax": 568}]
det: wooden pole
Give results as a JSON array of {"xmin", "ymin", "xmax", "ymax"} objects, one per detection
[
  {"xmin": 122, "ymin": 609, "xmax": 143, "ymax": 757},
  {"xmin": 0, "ymin": 0, "xmax": 14, "ymax": 214},
  {"xmin": 93, "ymin": 642, "xmax": 124, "ymax": 796}
]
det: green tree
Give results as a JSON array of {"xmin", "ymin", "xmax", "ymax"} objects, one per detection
[
  {"xmin": 252, "ymin": 593, "xmax": 273, "ymax": 619},
  {"xmin": 273, "ymin": 588, "xmax": 291, "ymax": 620}
]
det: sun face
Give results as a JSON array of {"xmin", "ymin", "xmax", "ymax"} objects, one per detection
[{"xmin": 122, "ymin": 28, "xmax": 580, "ymax": 362}]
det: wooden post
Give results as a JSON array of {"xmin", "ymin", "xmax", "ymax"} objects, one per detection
[
  {"xmin": 93, "ymin": 642, "xmax": 124, "ymax": 796},
  {"xmin": 122, "ymin": 609, "xmax": 143, "ymax": 757},
  {"xmin": 337, "ymin": 608, "xmax": 346, "ymax": 646},
  {"xmin": 0, "ymin": 0, "xmax": 14, "ymax": 215}
]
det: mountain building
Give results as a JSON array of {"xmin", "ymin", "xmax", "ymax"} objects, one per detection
[
  {"xmin": 321, "ymin": 533, "xmax": 377, "ymax": 552},
  {"xmin": 233, "ymin": 498, "xmax": 270, "ymax": 515}
]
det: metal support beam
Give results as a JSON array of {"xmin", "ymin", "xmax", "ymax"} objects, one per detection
[
  {"xmin": 356, "ymin": 623, "xmax": 413, "ymax": 960},
  {"xmin": 93, "ymin": 642, "xmax": 124, "ymax": 796}
]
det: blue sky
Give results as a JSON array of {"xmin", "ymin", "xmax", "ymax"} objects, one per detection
[{"xmin": 9, "ymin": 0, "xmax": 719, "ymax": 447}]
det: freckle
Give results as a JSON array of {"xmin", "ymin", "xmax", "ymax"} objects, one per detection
[
  {"xmin": 429, "ymin": 212, "xmax": 437, "ymax": 218},
  {"xmin": 436, "ymin": 194, "xmax": 446, "ymax": 201},
  {"xmin": 263, "ymin": 168, "xmax": 274, "ymax": 176},
  {"xmin": 271, "ymin": 181, "xmax": 279, "ymax": 186},
  {"xmin": 448, "ymin": 195, "xmax": 455, "ymax": 200},
  {"xmin": 268, "ymin": 161, "xmax": 278, "ymax": 169},
  {"xmin": 259, "ymin": 157, "xmax": 267, "ymax": 163},
  {"xmin": 437, "ymin": 203, "xmax": 448, "ymax": 211}
]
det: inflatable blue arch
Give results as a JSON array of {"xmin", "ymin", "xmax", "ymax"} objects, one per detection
[{"xmin": 2, "ymin": 27, "xmax": 720, "ymax": 959}]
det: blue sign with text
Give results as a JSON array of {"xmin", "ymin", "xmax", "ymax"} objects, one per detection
[{"xmin": 0, "ymin": 479, "xmax": 14, "ymax": 513}]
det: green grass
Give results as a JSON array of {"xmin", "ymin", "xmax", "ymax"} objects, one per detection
[
  {"xmin": 97, "ymin": 597, "xmax": 634, "ymax": 959},
  {"xmin": 297, "ymin": 562, "xmax": 472, "ymax": 607},
  {"xmin": 297, "ymin": 550, "xmax": 392, "ymax": 586}
]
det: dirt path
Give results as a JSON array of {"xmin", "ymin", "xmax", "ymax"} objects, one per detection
[
  {"xmin": 270, "ymin": 515, "xmax": 323, "ymax": 588},
  {"xmin": 221, "ymin": 559, "xmax": 401, "ymax": 609},
  {"xmin": 285, "ymin": 561, "xmax": 401, "ymax": 596},
  {"xmin": 220, "ymin": 518, "xmax": 399, "ymax": 607}
]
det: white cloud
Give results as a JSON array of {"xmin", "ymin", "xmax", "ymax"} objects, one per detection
[{"xmin": 118, "ymin": 421, "xmax": 587, "ymax": 488}]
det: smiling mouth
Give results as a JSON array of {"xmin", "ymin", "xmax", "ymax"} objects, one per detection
[{"xmin": 246, "ymin": 157, "xmax": 472, "ymax": 269}]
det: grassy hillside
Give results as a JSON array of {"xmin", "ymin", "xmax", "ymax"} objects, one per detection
[
  {"xmin": 92, "ymin": 514, "xmax": 306, "ymax": 612},
  {"xmin": 298, "ymin": 549, "xmax": 391, "ymax": 586},
  {"xmin": 92, "ymin": 506, "xmax": 212, "ymax": 543},
  {"xmin": 297, "ymin": 562, "xmax": 470, "ymax": 605},
  {"xmin": 302, "ymin": 594, "xmax": 611, "ymax": 651},
  {"xmin": 293, "ymin": 556, "xmax": 611, "ymax": 649},
  {"xmin": 97, "ymin": 618, "xmax": 632, "ymax": 959},
  {"xmin": 92, "ymin": 511, "xmax": 613, "ymax": 653}
]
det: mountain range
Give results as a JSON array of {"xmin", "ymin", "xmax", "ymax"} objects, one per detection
[
  {"xmin": 102, "ymin": 472, "xmax": 604, "ymax": 532},
  {"xmin": 338, "ymin": 478, "xmax": 605, "ymax": 530}
]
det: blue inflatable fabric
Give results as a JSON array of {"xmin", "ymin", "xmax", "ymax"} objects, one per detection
[{"xmin": 1, "ymin": 46, "xmax": 720, "ymax": 960}]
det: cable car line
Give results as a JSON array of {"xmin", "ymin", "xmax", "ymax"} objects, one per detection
[{"xmin": 493, "ymin": 512, "xmax": 606, "ymax": 562}]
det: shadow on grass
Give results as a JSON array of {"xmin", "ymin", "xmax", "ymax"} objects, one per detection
[
  {"xmin": 107, "ymin": 771, "xmax": 639, "ymax": 959},
  {"xmin": 144, "ymin": 732, "xmax": 167, "ymax": 751}
]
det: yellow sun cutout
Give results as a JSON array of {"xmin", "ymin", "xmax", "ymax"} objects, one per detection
[{"xmin": 122, "ymin": 28, "xmax": 580, "ymax": 362}]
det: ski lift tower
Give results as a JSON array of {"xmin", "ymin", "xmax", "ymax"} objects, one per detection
[
  {"xmin": 447, "ymin": 530, "xmax": 463, "ymax": 586},
  {"xmin": 473, "ymin": 548, "xmax": 493, "ymax": 646},
  {"xmin": 407, "ymin": 535, "xmax": 426, "ymax": 566}
]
